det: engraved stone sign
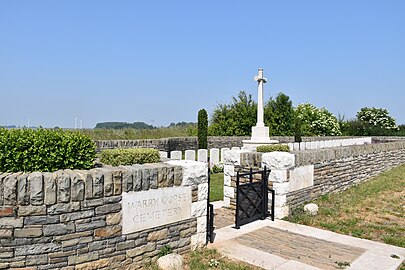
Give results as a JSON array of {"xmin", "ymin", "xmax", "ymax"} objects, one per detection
[{"xmin": 122, "ymin": 186, "xmax": 192, "ymax": 234}]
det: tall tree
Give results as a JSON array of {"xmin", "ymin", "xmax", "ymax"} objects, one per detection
[
  {"xmin": 264, "ymin": 92, "xmax": 295, "ymax": 136},
  {"xmin": 209, "ymin": 91, "xmax": 257, "ymax": 136},
  {"xmin": 197, "ymin": 109, "xmax": 208, "ymax": 149}
]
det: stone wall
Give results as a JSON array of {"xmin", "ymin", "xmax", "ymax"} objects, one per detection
[
  {"xmin": 223, "ymin": 141, "xmax": 405, "ymax": 219},
  {"xmin": 95, "ymin": 136, "xmax": 395, "ymax": 152},
  {"xmin": 287, "ymin": 141, "xmax": 405, "ymax": 210},
  {"xmin": 95, "ymin": 137, "xmax": 250, "ymax": 152},
  {"xmin": 0, "ymin": 161, "xmax": 208, "ymax": 269}
]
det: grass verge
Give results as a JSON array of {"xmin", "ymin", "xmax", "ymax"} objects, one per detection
[
  {"xmin": 285, "ymin": 164, "xmax": 405, "ymax": 248},
  {"xmin": 145, "ymin": 248, "xmax": 262, "ymax": 270},
  {"xmin": 210, "ymin": 173, "xmax": 224, "ymax": 202}
]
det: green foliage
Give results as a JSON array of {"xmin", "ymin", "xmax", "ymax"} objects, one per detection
[
  {"xmin": 256, "ymin": 144, "xmax": 290, "ymax": 153},
  {"xmin": 343, "ymin": 107, "xmax": 400, "ymax": 136},
  {"xmin": 168, "ymin": 121, "xmax": 196, "ymax": 128},
  {"xmin": 295, "ymin": 103, "xmax": 341, "ymax": 136},
  {"xmin": 357, "ymin": 107, "xmax": 398, "ymax": 130},
  {"xmin": 158, "ymin": 245, "xmax": 172, "ymax": 257},
  {"xmin": 198, "ymin": 109, "xmax": 208, "ymax": 149},
  {"xmin": 210, "ymin": 164, "xmax": 224, "ymax": 174},
  {"xmin": 209, "ymin": 91, "xmax": 257, "ymax": 136},
  {"xmin": 95, "ymin": 121, "xmax": 155, "ymax": 129},
  {"xmin": 0, "ymin": 128, "xmax": 96, "ymax": 172},
  {"xmin": 209, "ymin": 91, "xmax": 297, "ymax": 136},
  {"xmin": 264, "ymin": 92, "xmax": 295, "ymax": 136},
  {"xmin": 100, "ymin": 148, "xmax": 160, "ymax": 166}
]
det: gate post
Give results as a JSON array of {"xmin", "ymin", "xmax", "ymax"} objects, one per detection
[{"xmin": 261, "ymin": 152, "xmax": 295, "ymax": 219}]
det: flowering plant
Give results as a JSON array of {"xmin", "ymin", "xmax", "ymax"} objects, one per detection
[
  {"xmin": 357, "ymin": 107, "xmax": 398, "ymax": 130},
  {"xmin": 295, "ymin": 103, "xmax": 341, "ymax": 136}
]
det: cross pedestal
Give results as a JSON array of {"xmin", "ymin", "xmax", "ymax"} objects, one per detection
[{"xmin": 243, "ymin": 68, "xmax": 279, "ymax": 150}]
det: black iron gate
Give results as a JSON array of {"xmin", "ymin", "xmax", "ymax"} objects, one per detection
[
  {"xmin": 206, "ymin": 158, "xmax": 214, "ymax": 243},
  {"xmin": 235, "ymin": 166, "xmax": 274, "ymax": 229}
]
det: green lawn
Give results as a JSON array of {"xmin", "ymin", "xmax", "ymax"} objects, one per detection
[
  {"xmin": 285, "ymin": 164, "xmax": 405, "ymax": 248},
  {"xmin": 210, "ymin": 173, "xmax": 224, "ymax": 202}
]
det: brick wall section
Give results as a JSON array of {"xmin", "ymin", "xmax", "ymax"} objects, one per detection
[
  {"xmin": 0, "ymin": 163, "xmax": 206, "ymax": 270},
  {"xmin": 287, "ymin": 141, "xmax": 405, "ymax": 210}
]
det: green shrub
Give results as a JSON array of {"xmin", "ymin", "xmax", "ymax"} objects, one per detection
[
  {"xmin": 210, "ymin": 164, "xmax": 224, "ymax": 174},
  {"xmin": 256, "ymin": 144, "xmax": 290, "ymax": 153},
  {"xmin": 0, "ymin": 128, "xmax": 96, "ymax": 172},
  {"xmin": 100, "ymin": 148, "xmax": 160, "ymax": 166},
  {"xmin": 198, "ymin": 109, "xmax": 208, "ymax": 149}
]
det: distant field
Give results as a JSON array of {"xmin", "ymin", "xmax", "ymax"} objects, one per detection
[{"xmin": 79, "ymin": 126, "xmax": 196, "ymax": 140}]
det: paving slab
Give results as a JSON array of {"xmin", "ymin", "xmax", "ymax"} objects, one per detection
[{"xmin": 209, "ymin": 217, "xmax": 405, "ymax": 270}]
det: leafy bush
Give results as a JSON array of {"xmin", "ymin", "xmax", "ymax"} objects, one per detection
[
  {"xmin": 357, "ymin": 107, "xmax": 398, "ymax": 130},
  {"xmin": 295, "ymin": 103, "xmax": 341, "ymax": 136},
  {"xmin": 355, "ymin": 107, "xmax": 399, "ymax": 135},
  {"xmin": 210, "ymin": 164, "xmax": 224, "ymax": 174},
  {"xmin": 198, "ymin": 109, "xmax": 208, "ymax": 149},
  {"xmin": 0, "ymin": 128, "xmax": 96, "ymax": 172},
  {"xmin": 256, "ymin": 144, "xmax": 290, "ymax": 153},
  {"xmin": 100, "ymin": 148, "xmax": 160, "ymax": 166}
]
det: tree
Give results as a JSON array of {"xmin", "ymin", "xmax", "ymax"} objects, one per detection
[
  {"xmin": 356, "ymin": 107, "xmax": 398, "ymax": 135},
  {"xmin": 264, "ymin": 92, "xmax": 295, "ymax": 136},
  {"xmin": 295, "ymin": 103, "xmax": 341, "ymax": 136},
  {"xmin": 209, "ymin": 91, "xmax": 257, "ymax": 136},
  {"xmin": 197, "ymin": 109, "xmax": 208, "ymax": 149}
]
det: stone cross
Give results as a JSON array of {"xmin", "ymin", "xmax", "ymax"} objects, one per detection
[{"xmin": 254, "ymin": 68, "xmax": 267, "ymax": 127}]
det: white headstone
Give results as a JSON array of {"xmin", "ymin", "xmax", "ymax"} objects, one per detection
[
  {"xmin": 170, "ymin": 151, "xmax": 182, "ymax": 160},
  {"xmin": 319, "ymin": 141, "xmax": 325, "ymax": 148},
  {"xmin": 221, "ymin": 148, "xmax": 230, "ymax": 162},
  {"xmin": 231, "ymin": 147, "xmax": 240, "ymax": 151},
  {"xmin": 197, "ymin": 149, "xmax": 208, "ymax": 162},
  {"xmin": 306, "ymin": 142, "xmax": 311, "ymax": 150},
  {"xmin": 300, "ymin": 142, "xmax": 306, "ymax": 150},
  {"xmin": 332, "ymin": 140, "xmax": 340, "ymax": 147},
  {"xmin": 311, "ymin": 141, "xmax": 317, "ymax": 149},
  {"xmin": 159, "ymin": 151, "xmax": 168, "ymax": 159},
  {"xmin": 210, "ymin": 148, "xmax": 220, "ymax": 165},
  {"xmin": 185, "ymin": 150, "xmax": 196, "ymax": 161},
  {"xmin": 293, "ymin": 142, "xmax": 300, "ymax": 151},
  {"xmin": 287, "ymin": 143, "xmax": 294, "ymax": 151}
]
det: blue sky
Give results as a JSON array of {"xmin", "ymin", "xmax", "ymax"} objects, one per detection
[{"xmin": 1, "ymin": 1, "xmax": 404, "ymax": 128}]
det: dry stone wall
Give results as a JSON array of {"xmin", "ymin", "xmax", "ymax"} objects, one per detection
[
  {"xmin": 287, "ymin": 141, "xmax": 405, "ymax": 210},
  {"xmin": 223, "ymin": 141, "xmax": 405, "ymax": 219},
  {"xmin": 0, "ymin": 161, "xmax": 208, "ymax": 270}
]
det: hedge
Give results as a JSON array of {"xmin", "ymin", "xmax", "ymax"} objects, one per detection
[
  {"xmin": 256, "ymin": 144, "xmax": 290, "ymax": 153},
  {"xmin": 0, "ymin": 128, "xmax": 96, "ymax": 172},
  {"xmin": 100, "ymin": 148, "xmax": 160, "ymax": 166}
]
